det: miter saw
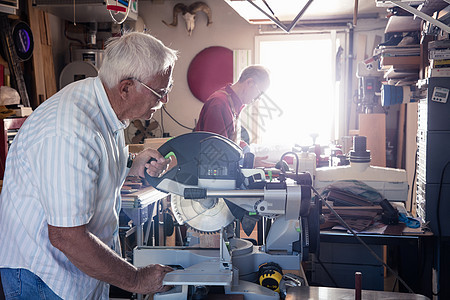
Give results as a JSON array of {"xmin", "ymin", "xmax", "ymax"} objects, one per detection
[{"xmin": 136, "ymin": 132, "xmax": 320, "ymax": 299}]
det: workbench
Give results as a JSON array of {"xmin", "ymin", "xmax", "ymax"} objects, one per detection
[{"xmin": 313, "ymin": 228, "xmax": 434, "ymax": 298}]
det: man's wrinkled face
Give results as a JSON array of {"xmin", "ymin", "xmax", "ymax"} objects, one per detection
[{"xmin": 125, "ymin": 67, "xmax": 173, "ymax": 121}]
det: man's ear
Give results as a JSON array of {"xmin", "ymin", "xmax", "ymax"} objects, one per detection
[
  {"xmin": 248, "ymin": 78, "xmax": 260, "ymax": 88},
  {"xmin": 245, "ymin": 78, "xmax": 255, "ymax": 85},
  {"xmin": 119, "ymin": 79, "xmax": 133, "ymax": 100}
]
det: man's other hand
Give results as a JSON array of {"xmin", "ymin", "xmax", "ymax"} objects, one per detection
[{"xmin": 135, "ymin": 264, "xmax": 173, "ymax": 294}]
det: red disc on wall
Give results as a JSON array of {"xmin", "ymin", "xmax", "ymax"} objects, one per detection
[{"xmin": 187, "ymin": 46, "xmax": 233, "ymax": 103}]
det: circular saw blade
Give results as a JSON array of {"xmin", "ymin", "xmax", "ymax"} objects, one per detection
[{"xmin": 171, "ymin": 194, "xmax": 235, "ymax": 233}]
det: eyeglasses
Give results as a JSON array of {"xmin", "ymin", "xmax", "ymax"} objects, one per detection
[{"xmin": 128, "ymin": 77, "xmax": 172, "ymax": 101}]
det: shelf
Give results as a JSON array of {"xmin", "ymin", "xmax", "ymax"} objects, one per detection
[
  {"xmin": 377, "ymin": 0, "xmax": 450, "ymax": 33},
  {"xmin": 385, "ymin": 15, "xmax": 422, "ymax": 33}
]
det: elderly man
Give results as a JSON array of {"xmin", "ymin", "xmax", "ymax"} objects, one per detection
[{"xmin": 0, "ymin": 32, "xmax": 177, "ymax": 299}]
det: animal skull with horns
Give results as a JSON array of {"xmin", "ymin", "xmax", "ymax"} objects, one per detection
[{"xmin": 162, "ymin": 2, "xmax": 212, "ymax": 36}]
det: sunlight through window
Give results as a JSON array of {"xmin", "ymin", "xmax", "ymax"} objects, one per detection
[{"xmin": 256, "ymin": 35, "xmax": 335, "ymax": 148}]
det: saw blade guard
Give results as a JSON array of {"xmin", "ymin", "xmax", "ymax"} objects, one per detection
[{"xmin": 145, "ymin": 132, "xmax": 243, "ymax": 195}]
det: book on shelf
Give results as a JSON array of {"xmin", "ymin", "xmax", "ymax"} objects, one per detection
[
  {"xmin": 429, "ymin": 48, "xmax": 450, "ymax": 60},
  {"xmin": 427, "ymin": 67, "xmax": 450, "ymax": 77},
  {"xmin": 378, "ymin": 45, "xmax": 420, "ymax": 56},
  {"xmin": 384, "ymin": 66, "xmax": 419, "ymax": 80},
  {"xmin": 430, "ymin": 59, "xmax": 450, "ymax": 68}
]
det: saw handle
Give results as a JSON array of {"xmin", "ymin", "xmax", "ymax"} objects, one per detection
[
  {"xmin": 144, "ymin": 157, "xmax": 163, "ymax": 187},
  {"xmin": 144, "ymin": 141, "xmax": 177, "ymax": 188}
]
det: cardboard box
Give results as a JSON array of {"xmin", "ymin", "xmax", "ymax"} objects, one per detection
[{"xmin": 380, "ymin": 56, "xmax": 421, "ymax": 68}]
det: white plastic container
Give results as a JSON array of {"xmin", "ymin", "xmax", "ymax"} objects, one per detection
[
  {"xmin": 314, "ymin": 162, "xmax": 408, "ymax": 202},
  {"xmin": 314, "ymin": 136, "xmax": 408, "ymax": 202}
]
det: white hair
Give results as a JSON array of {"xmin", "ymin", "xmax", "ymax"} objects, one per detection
[
  {"xmin": 238, "ymin": 65, "xmax": 270, "ymax": 86},
  {"xmin": 98, "ymin": 32, "xmax": 178, "ymax": 88}
]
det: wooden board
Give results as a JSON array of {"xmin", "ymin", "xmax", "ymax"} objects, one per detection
[
  {"xmin": 359, "ymin": 113, "xmax": 386, "ymax": 167},
  {"xmin": 144, "ymin": 137, "xmax": 171, "ymax": 150},
  {"xmin": 370, "ymin": 35, "xmax": 382, "ymax": 57},
  {"xmin": 356, "ymin": 34, "xmax": 367, "ymax": 61},
  {"xmin": 27, "ymin": 0, "xmax": 56, "ymax": 107}
]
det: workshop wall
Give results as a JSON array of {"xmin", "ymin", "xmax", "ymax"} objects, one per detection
[
  {"xmin": 47, "ymin": 1, "xmax": 388, "ymax": 141},
  {"xmin": 139, "ymin": 0, "xmax": 259, "ymax": 138},
  {"xmin": 140, "ymin": 1, "xmax": 388, "ymax": 140}
]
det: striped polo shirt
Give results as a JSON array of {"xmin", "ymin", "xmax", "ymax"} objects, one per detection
[{"xmin": 0, "ymin": 77, "xmax": 129, "ymax": 299}]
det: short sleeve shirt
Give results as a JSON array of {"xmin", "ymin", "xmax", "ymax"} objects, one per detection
[
  {"xmin": 0, "ymin": 77, "xmax": 129, "ymax": 299},
  {"xmin": 194, "ymin": 84, "xmax": 244, "ymax": 141}
]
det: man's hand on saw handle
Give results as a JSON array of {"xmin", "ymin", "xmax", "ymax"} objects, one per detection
[{"xmin": 128, "ymin": 148, "xmax": 170, "ymax": 178}]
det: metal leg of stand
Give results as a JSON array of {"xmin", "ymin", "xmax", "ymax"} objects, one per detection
[{"xmin": 136, "ymin": 208, "xmax": 143, "ymax": 247}]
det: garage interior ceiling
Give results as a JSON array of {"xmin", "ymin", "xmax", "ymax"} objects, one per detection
[{"xmin": 225, "ymin": 0, "xmax": 390, "ymax": 25}]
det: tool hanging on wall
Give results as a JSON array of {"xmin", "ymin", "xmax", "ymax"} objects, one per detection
[{"xmin": 0, "ymin": 15, "xmax": 32, "ymax": 107}]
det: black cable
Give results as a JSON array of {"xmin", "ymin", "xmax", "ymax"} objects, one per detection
[
  {"xmin": 316, "ymin": 256, "xmax": 339, "ymax": 287},
  {"xmin": 162, "ymin": 106, "xmax": 194, "ymax": 131},
  {"xmin": 280, "ymin": 151, "xmax": 300, "ymax": 175},
  {"xmin": 160, "ymin": 108, "xmax": 165, "ymax": 134},
  {"xmin": 311, "ymin": 186, "xmax": 415, "ymax": 294},
  {"xmin": 392, "ymin": 278, "xmax": 398, "ymax": 292},
  {"xmin": 416, "ymin": 235, "xmax": 429, "ymax": 294}
]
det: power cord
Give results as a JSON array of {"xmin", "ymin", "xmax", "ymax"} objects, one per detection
[
  {"xmin": 162, "ymin": 106, "xmax": 194, "ymax": 131},
  {"xmin": 280, "ymin": 151, "xmax": 300, "ymax": 175},
  {"xmin": 315, "ymin": 256, "xmax": 339, "ymax": 287},
  {"xmin": 160, "ymin": 109, "xmax": 165, "ymax": 135},
  {"xmin": 311, "ymin": 186, "xmax": 415, "ymax": 294}
]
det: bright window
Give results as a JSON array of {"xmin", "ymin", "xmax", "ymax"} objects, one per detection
[{"xmin": 254, "ymin": 33, "xmax": 339, "ymax": 147}]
